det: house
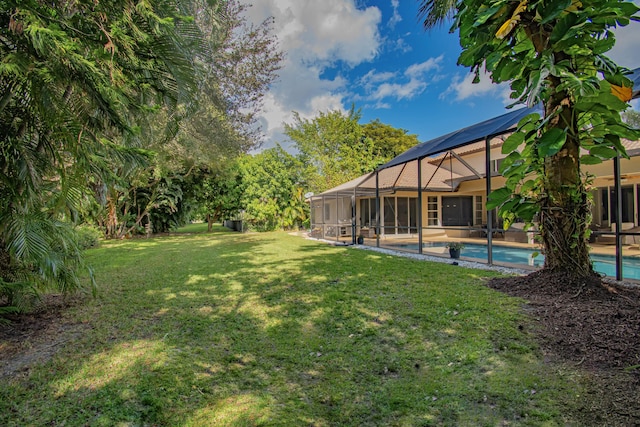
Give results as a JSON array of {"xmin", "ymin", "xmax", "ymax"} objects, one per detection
[{"xmin": 308, "ymin": 69, "xmax": 640, "ymax": 280}]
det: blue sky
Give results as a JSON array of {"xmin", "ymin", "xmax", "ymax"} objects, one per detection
[{"xmin": 244, "ymin": 0, "xmax": 640, "ymax": 152}]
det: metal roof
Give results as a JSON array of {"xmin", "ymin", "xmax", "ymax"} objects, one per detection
[
  {"xmin": 378, "ymin": 106, "xmax": 542, "ymax": 171},
  {"xmin": 310, "ymin": 157, "xmax": 466, "ymax": 199},
  {"xmin": 379, "ymin": 67, "xmax": 640, "ymax": 172},
  {"xmin": 313, "ymin": 68, "xmax": 640, "ymax": 199}
]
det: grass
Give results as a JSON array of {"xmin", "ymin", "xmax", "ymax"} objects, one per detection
[{"xmin": 1, "ymin": 224, "xmax": 587, "ymax": 426}]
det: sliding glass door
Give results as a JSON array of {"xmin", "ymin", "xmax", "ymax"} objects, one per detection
[{"xmin": 383, "ymin": 197, "xmax": 418, "ymax": 235}]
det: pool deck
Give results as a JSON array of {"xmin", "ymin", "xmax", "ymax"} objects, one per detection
[
  {"xmin": 374, "ymin": 236, "xmax": 640, "ymax": 280},
  {"xmin": 306, "ymin": 231, "xmax": 640, "ymax": 282},
  {"xmin": 315, "ymin": 231, "xmax": 640, "ymax": 257},
  {"xmin": 356, "ymin": 235, "xmax": 640, "ymax": 259}
]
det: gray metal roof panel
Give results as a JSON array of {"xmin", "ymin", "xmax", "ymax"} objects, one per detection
[
  {"xmin": 378, "ymin": 105, "xmax": 541, "ymax": 170},
  {"xmin": 379, "ymin": 67, "xmax": 639, "ymax": 172}
]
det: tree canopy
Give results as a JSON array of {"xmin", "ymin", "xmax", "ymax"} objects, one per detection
[
  {"xmin": 237, "ymin": 147, "xmax": 308, "ymax": 231},
  {"xmin": 362, "ymin": 119, "xmax": 420, "ymax": 161},
  {"xmin": 285, "ymin": 108, "xmax": 419, "ymax": 193},
  {"xmin": 623, "ymin": 109, "xmax": 640, "ymax": 128},
  {"xmin": 0, "ymin": 0, "xmax": 282, "ymax": 316},
  {"xmin": 93, "ymin": 0, "xmax": 282, "ymax": 239},
  {"xmin": 1, "ymin": 0, "xmax": 202, "ymax": 310}
]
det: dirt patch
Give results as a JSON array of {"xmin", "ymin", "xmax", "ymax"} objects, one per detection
[
  {"xmin": 486, "ymin": 270, "xmax": 640, "ymax": 425},
  {"xmin": 0, "ymin": 295, "xmax": 90, "ymax": 379}
]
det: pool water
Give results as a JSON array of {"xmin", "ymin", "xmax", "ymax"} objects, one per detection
[{"xmin": 387, "ymin": 242, "xmax": 640, "ymax": 280}]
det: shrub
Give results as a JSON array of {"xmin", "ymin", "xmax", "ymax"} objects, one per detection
[
  {"xmin": 445, "ymin": 242, "xmax": 465, "ymax": 250},
  {"xmin": 76, "ymin": 225, "xmax": 103, "ymax": 249}
]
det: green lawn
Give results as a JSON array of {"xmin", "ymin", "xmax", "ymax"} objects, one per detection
[{"xmin": 1, "ymin": 225, "xmax": 586, "ymax": 426}]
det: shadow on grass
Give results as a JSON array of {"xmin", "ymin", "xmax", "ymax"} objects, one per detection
[{"xmin": 1, "ymin": 231, "xmax": 578, "ymax": 426}]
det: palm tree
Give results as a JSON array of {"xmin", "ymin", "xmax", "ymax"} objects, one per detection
[
  {"xmin": 0, "ymin": 1, "xmax": 203, "ymax": 314},
  {"xmin": 417, "ymin": 0, "xmax": 457, "ymax": 28}
]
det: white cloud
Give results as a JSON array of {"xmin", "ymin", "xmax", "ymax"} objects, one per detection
[
  {"xmin": 256, "ymin": 60, "xmax": 348, "ymax": 148},
  {"xmin": 393, "ymin": 37, "xmax": 413, "ymax": 53},
  {"xmin": 443, "ymin": 70, "xmax": 511, "ymax": 104},
  {"xmin": 310, "ymin": 93, "xmax": 346, "ymax": 112},
  {"xmin": 405, "ymin": 56, "xmax": 443, "ymax": 78},
  {"xmin": 245, "ymin": 0, "xmax": 381, "ymax": 66},
  {"xmin": 252, "ymin": 90, "xmax": 346, "ymax": 153},
  {"xmin": 388, "ymin": 0, "xmax": 402, "ymax": 29},
  {"xmin": 241, "ymin": 0, "xmax": 383, "ymax": 149},
  {"xmin": 367, "ymin": 101, "xmax": 392, "ymax": 109},
  {"xmin": 357, "ymin": 56, "xmax": 443, "ymax": 103},
  {"xmin": 273, "ymin": 62, "xmax": 346, "ymax": 110},
  {"xmin": 360, "ymin": 69, "xmax": 397, "ymax": 88},
  {"xmin": 370, "ymin": 79, "xmax": 427, "ymax": 101}
]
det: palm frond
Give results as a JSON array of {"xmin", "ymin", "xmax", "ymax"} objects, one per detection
[{"xmin": 418, "ymin": 0, "xmax": 458, "ymax": 29}]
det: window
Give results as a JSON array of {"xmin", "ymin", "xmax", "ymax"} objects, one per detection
[
  {"xmin": 384, "ymin": 197, "xmax": 418, "ymax": 234},
  {"xmin": 324, "ymin": 203, "xmax": 331, "ymax": 222},
  {"xmin": 384, "ymin": 197, "xmax": 396, "ymax": 234},
  {"xmin": 360, "ymin": 198, "xmax": 370, "ymax": 226},
  {"xmin": 410, "ymin": 198, "xmax": 418, "ymax": 233},
  {"xmin": 338, "ymin": 197, "xmax": 351, "ymax": 223},
  {"xmin": 427, "ymin": 196, "xmax": 438, "ymax": 226},
  {"xmin": 311, "ymin": 200, "xmax": 323, "ymax": 225},
  {"xmin": 442, "ymin": 196, "xmax": 473, "ymax": 226},
  {"xmin": 475, "ymin": 195, "xmax": 483, "ymax": 226},
  {"xmin": 600, "ymin": 188, "xmax": 609, "ymax": 222},
  {"xmin": 610, "ymin": 186, "xmax": 635, "ymax": 223},
  {"xmin": 359, "ymin": 198, "xmax": 378, "ymax": 229},
  {"xmin": 397, "ymin": 197, "xmax": 409, "ymax": 233}
]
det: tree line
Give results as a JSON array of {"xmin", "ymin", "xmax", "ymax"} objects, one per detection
[
  {"xmin": 200, "ymin": 108, "xmax": 420, "ymax": 232},
  {"xmin": 0, "ymin": 0, "xmax": 284, "ymax": 317},
  {"xmin": 0, "ymin": 0, "xmax": 418, "ymax": 317}
]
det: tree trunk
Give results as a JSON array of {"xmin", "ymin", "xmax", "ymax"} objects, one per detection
[
  {"xmin": 539, "ymin": 91, "xmax": 595, "ymax": 277},
  {"xmin": 105, "ymin": 195, "xmax": 118, "ymax": 239},
  {"xmin": 517, "ymin": 25, "xmax": 596, "ymax": 278},
  {"xmin": 207, "ymin": 214, "xmax": 213, "ymax": 232}
]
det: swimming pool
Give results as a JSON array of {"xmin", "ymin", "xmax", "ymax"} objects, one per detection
[{"xmin": 386, "ymin": 242, "xmax": 640, "ymax": 280}]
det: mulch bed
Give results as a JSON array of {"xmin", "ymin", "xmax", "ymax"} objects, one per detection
[{"xmin": 486, "ymin": 270, "xmax": 640, "ymax": 425}]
